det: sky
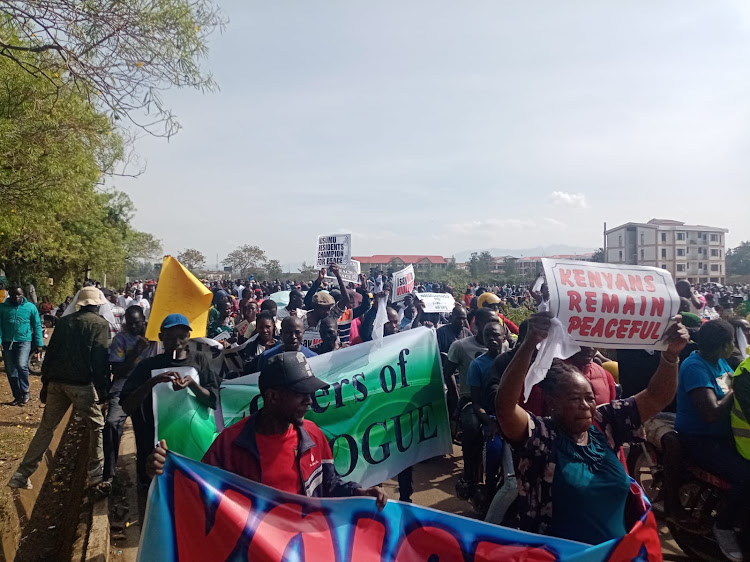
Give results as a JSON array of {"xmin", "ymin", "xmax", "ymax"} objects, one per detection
[{"xmin": 117, "ymin": 0, "xmax": 750, "ymax": 270}]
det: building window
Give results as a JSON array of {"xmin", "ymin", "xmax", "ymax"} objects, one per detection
[
  {"xmin": 677, "ymin": 232, "xmax": 685, "ymax": 241},
  {"xmin": 698, "ymin": 262, "xmax": 703, "ymax": 269},
  {"xmin": 710, "ymin": 234, "xmax": 718, "ymax": 242},
  {"xmin": 640, "ymin": 249, "xmax": 644, "ymax": 260},
  {"xmin": 711, "ymin": 249, "xmax": 719, "ymax": 257},
  {"xmin": 662, "ymin": 264, "xmax": 667, "ymax": 269},
  {"xmin": 618, "ymin": 250, "xmax": 622, "ymax": 260},
  {"xmin": 661, "ymin": 232, "xmax": 667, "ymax": 242},
  {"xmin": 677, "ymin": 248, "xmax": 685, "ymax": 257},
  {"xmin": 676, "ymin": 264, "xmax": 685, "ymax": 272},
  {"xmin": 640, "ymin": 233, "xmax": 644, "ymax": 245},
  {"xmin": 698, "ymin": 247, "xmax": 702, "ymax": 254},
  {"xmin": 711, "ymin": 264, "xmax": 719, "ymax": 272},
  {"xmin": 618, "ymin": 235, "xmax": 622, "ymax": 246},
  {"xmin": 661, "ymin": 248, "xmax": 667, "ymax": 258}
]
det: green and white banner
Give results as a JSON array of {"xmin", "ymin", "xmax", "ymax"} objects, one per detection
[{"xmin": 152, "ymin": 327, "xmax": 452, "ymax": 487}]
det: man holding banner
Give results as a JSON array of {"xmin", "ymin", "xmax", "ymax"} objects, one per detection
[
  {"xmin": 148, "ymin": 351, "xmax": 387, "ymax": 506},
  {"xmin": 121, "ymin": 314, "xmax": 220, "ymax": 486}
]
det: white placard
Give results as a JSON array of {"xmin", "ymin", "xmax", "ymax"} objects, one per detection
[
  {"xmin": 542, "ymin": 258, "xmax": 681, "ymax": 350},
  {"xmin": 392, "ymin": 265, "xmax": 415, "ymax": 302},
  {"xmin": 316, "ymin": 233, "xmax": 352, "ymax": 268},
  {"xmin": 415, "ymin": 292, "xmax": 456, "ymax": 313}
]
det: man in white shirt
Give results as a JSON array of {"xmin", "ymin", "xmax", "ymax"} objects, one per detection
[{"xmin": 133, "ymin": 291, "xmax": 150, "ymax": 321}]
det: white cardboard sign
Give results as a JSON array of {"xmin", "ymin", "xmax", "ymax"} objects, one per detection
[
  {"xmin": 316, "ymin": 233, "xmax": 352, "ymax": 269},
  {"xmin": 541, "ymin": 258, "xmax": 681, "ymax": 350},
  {"xmin": 392, "ymin": 265, "xmax": 415, "ymax": 302},
  {"xmin": 415, "ymin": 292, "xmax": 456, "ymax": 314}
]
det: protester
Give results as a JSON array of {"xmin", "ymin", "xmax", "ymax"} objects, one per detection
[
  {"xmin": 0, "ymin": 286, "xmax": 44, "ymax": 405},
  {"xmin": 309, "ymin": 316, "xmax": 346, "ymax": 354},
  {"xmin": 436, "ymin": 305, "xmax": 471, "ymax": 354},
  {"xmin": 676, "ymin": 280, "xmax": 704, "ymax": 315},
  {"xmin": 464, "ymin": 322, "xmax": 506, "ymax": 500},
  {"xmin": 496, "ymin": 312, "xmax": 688, "ymax": 545},
  {"xmin": 675, "ymin": 319, "xmax": 747, "ymax": 561},
  {"xmin": 147, "ymin": 352, "xmax": 387, "ymax": 508},
  {"xmin": 120, "ymin": 314, "xmax": 220, "ymax": 486},
  {"xmin": 259, "ymin": 299, "xmax": 282, "ymax": 333},
  {"xmin": 564, "ymin": 346, "xmax": 617, "ymax": 405},
  {"xmin": 445, "ymin": 308, "xmax": 500, "ymax": 499},
  {"xmin": 103, "ymin": 306, "xmax": 151, "ymax": 487},
  {"xmin": 8, "ymin": 287, "xmax": 110, "ymax": 490},
  {"xmin": 277, "ymin": 289, "xmax": 307, "ymax": 322},
  {"xmin": 444, "ymin": 308, "xmax": 501, "ymax": 422},
  {"xmin": 207, "ymin": 300, "xmax": 235, "ymax": 340},
  {"xmin": 248, "ymin": 316, "xmax": 317, "ymax": 373},
  {"xmin": 236, "ymin": 299, "xmax": 259, "ymax": 342},
  {"xmin": 240, "ymin": 312, "xmax": 279, "ymax": 372}
]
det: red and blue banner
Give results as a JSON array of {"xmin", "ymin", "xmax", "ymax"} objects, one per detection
[{"xmin": 138, "ymin": 452, "xmax": 663, "ymax": 561}]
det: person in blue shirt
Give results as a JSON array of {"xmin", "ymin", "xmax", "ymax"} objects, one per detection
[
  {"xmin": 467, "ymin": 322, "xmax": 507, "ymax": 441},
  {"xmin": 676, "ymin": 319, "xmax": 749, "ymax": 562},
  {"xmin": 249, "ymin": 316, "xmax": 317, "ymax": 374}
]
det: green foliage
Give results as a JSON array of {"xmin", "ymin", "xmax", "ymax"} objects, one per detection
[
  {"xmin": 223, "ymin": 245, "xmax": 267, "ymax": 278},
  {"xmin": 177, "ymin": 248, "xmax": 206, "ymax": 271},
  {"xmin": 591, "ymin": 247, "xmax": 605, "ymax": 263},
  {"xmin": 469, "ymin": 251, "xmax": 494, "ymax": 278},
  {"xmin": 0, "ymin": 0, "xmax": 226, "ymax": 136},
  {"xmin": 266, "ymin": 259, "xmax": 283, "ymax": 280},
  {"xmin": 727, "ymin": 242, "xmax": 750, "ymax": 277},
  {"xmin": 500, "ymin": 303, "xmax": 535, "ymax": 327},
  {"xmin": 0, "ymin": 31, "xmax": 161, "ymax": 300}
]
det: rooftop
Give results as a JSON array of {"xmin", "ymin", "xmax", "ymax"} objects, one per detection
[
  {"xmin": 352, "ymin": 255, "xmax": 448, "ymax": 264},
  {"xmin": 606, "ymin": 219, "xmax": 728, "ymax": 235}
]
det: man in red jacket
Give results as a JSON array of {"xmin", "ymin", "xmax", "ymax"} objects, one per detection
[{"xmin": 147, "ymin": 351, "xmax": 387, "ymax": 507}]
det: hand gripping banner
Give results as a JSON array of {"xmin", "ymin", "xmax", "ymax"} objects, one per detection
[{"xmin": 139, "ymin": 452, "xmax": 663, "ymax": 561}]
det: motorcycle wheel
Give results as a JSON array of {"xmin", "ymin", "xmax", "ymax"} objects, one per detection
[
  {"xmin": 29, "ymin": 350, "xmax": 44, "ymax": 375},
  {"xmin": 667, "ymin": 521, "xmax": 726, "ymax": 562},
  {"xmin": 626, "ymin": 443, "xmax": 664, "ymax": 514},
  {"xmin": 666, "ymin": 481, "xmax": 726, "ymax": 562}
]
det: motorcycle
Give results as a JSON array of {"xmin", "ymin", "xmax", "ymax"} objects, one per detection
[{"xmin": 627, "ymin": 413, "xmax": 734, "ymax": 561}]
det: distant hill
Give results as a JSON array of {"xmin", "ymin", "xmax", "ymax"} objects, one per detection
[{"xmin": 453, "ymin": 245, "xmax": 596, "ymax": 263}]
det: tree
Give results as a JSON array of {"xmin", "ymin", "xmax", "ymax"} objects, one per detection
[
  {"xmin": 727, "ymin": 242, "xmax": 750, "ymax": 277},
  {"xmin": 0, "ymin": 28, "xmax": 161, "ymax": 298},
  {"xmin": 468, "ymin": 251, "xmax": 494, "ymax": 278},
  {"xmin": 223, "ymin": 245, "xmax": 267, "ymax": 278},
  {"xmin": 0, "ymin": 1, "xmax": 225, "ymax": 137},
  {"xmin": 503, "ymin": 257, "xmax": 518, "ymax": 280},
  {"xmin": 177, "ymin": 249, "xmax": 205, "ymax": 271},
  {"xmin": 591, "ymin": 247, "xmax": 605, "ymax": 263},
  {"xmin": 266, "ymin": 259, "xmax": 283, "ymax": 280},
  {"xmin": 0, "ymin": 31, "xmax": 123, "ymax": 208},
  {"xmin": 297, "ymin": 261, "xmax": 318, "ymax": 279}
]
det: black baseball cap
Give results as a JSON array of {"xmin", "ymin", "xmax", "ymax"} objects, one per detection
[{"xmin": 259, "ymin": 352, "xmax": 329, "ymax": 394}]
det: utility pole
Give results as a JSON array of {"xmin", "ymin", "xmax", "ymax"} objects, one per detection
[{"xmin": 603, "ymin": 222, "xmax": 607, "ymax": 262}]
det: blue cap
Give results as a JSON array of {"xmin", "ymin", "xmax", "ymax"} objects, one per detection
[{"xmin": 161, "ymin": 313, "xmax": 192, "ymax": 331}]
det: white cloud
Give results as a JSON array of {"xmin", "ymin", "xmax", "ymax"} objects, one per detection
[
  {"xmin": 446, "ymin": 218, "xmax": 537, "ymax": 235},
  {"xmin": 544, "ymin": 217, "xmax": 568, "ymax": 229},
  {"xmin": 550, "ymin": 191, "xmax": 588, "ymax": 208}
]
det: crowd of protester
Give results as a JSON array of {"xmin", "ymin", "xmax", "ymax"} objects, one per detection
[{"xmin": 3, "ymin": 269, "xmax": 750, "ymax": 559}]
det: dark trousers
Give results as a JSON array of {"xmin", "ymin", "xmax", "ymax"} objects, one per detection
[
  {"xmin": 460, "ymin": 403, "xmax": 484, "ymax": 484},
  {"xmin": 397, "ymin": 467, "xmax": 413, "ymax": 502},
  {"xmin": 680, "ymin": 434, "xmax": 750, "ymax": 528},
  {"xmin": 103, "ymin": 377, "xmax": 128, "ymax": 480}
]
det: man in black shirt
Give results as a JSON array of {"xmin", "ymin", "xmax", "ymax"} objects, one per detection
[
  {"xmin": 436, "ymin": 305, "xmax": 471, "ymax": 355},
  {"xmin": 120, "ymin": 313, "xmax": 219, "ymax": 485}
]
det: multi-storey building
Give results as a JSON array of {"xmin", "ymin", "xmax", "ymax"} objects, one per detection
[{"xmin": 605, "ymin": 219, "xmax": 728, "ymax": 284}]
